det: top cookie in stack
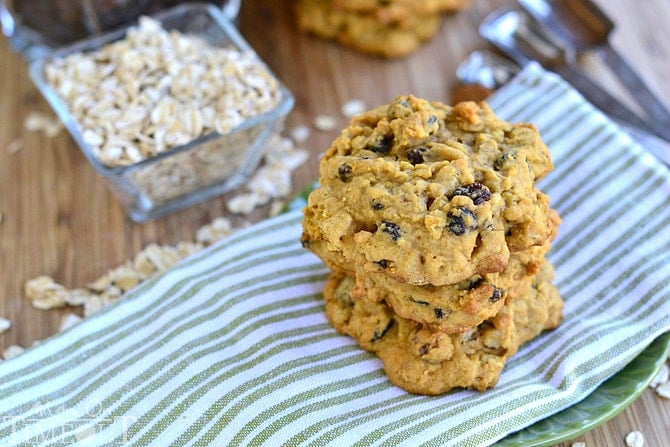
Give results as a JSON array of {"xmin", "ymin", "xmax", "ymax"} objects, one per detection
[
  {"xmin": 302, "ymin": 95, "xmax": 557, "ymax": 286},
  {"xmin": 301, "ymin": 95, "xmax": 563, "ymax": 394},
  {"xmin": 294, "ymin": 0, "xmax": 470, "ymax": 58}
]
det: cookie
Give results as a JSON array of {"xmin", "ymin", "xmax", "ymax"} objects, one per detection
[
  {"xmin": 351, "ymin": 242, "xmax": 552, "ymax": 333},
  {"xmin": 332, "ymin": 0, "xmax": 469, "ymax": 16},
  {"xmin": 294, "ymin": 0, "xmax": 442, "ymax": 58},
  {"xmin": 331, "ymin": 0, "xmax": 469, "ymax": 28},
  {"xmin": 302, "ymin": 96, "xmax": 556, "ymax": 286},
  {"xmin": 323, "ymin": 262, "xmax": 563, "ymax": 395}
]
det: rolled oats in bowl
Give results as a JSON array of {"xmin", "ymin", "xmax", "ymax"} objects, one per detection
[{"xmin": 29, "ymin": 3, "xmax": 294, "ymax": 222}]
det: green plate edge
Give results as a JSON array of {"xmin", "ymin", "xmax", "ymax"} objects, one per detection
[
  {"xmin": 285, "ymin": 184, "xmax": 670, "ymax": 446},
  {"xmin": 495, "ymin": 331, "xmax": 670, "ymax": 446}
]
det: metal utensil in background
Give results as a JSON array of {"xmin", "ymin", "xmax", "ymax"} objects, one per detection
[
  {"xmin": 518, "ymin": 0, "xmax": 670, "ymax": 129},
  {"xmin": 455, "ymin": 50, "xmax": 670, "ymax": 166},
  {"xmin": 479, "ymin": 7, "xmax": 670, "ymax": 143},
  {"xmin": 456, "ymin": 50, "xmax": 521, "ymax": 89}
]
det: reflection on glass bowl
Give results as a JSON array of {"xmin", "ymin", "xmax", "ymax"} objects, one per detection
[{"xmin": 0, "ymin": 0, "xmax": 241, "ymax": 60}]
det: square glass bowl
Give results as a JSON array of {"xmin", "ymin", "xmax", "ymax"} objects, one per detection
[
  {"xmin": 28, "ymin": 3, "xmax": 294, "ymax": 222},
  {"xmin": 1, "ymin": 0, "xmax": 241, "ymax": 60}
]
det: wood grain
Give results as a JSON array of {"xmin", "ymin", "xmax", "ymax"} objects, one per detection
[{"xmin": 1, "ymin": 0, "xmax": 668, "ymax": 445}]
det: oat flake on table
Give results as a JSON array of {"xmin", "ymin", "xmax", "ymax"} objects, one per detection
[
  {"xmin": 625, "ymin": 430, "xmax": 645, "ymax": 447},
  {"xmin": 24, "ymin": 130, "xmax": 307, "ymax": 319},
  {"xmin": 2, "ymin": 345, "xmax": 24, "ymax": 360},
  {"xmin": 340, "ymin": 99, "xmax": 366, "ymax": 117},
  {"xmin": 0, "ymin": 318, "xmax": 11, "ymax": 334}
]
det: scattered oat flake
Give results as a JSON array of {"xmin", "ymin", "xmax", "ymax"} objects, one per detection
[
  {"xmin": 656, "ymin": 381, "xmax": 670, "ymax": 399},
  {"xmin": 2, "ymin": 345, "xmax": 25, "ymax": 360},
  {"xmin": 625, "ymin": 430, "xmax": 644, "ymax": 447},
  {"xmin": 571, "ymin": 442, "xmax": 586, "ymax": 447},
  {"xmin": 650, "ymin": 364, "xmax": 668, "ymax": 388},
  {"xmin": 23, "ymin": 121, "xmax": 308, "ymax": 328},
  {"xmin": 25, "ymin": 215, "xmax": 237, "ymax": 318},
  {"xmin": 269, "ymin": 200, "xmax": 286, "ymax": 217},
  {"xmin": 341, "ymin": 99, "xmax": 366, "ymax": 117},
  {"xmin": 196, "ymin": 217, "xmax": 233, "ymax": 245},
  {"xmin": 64, "ymin": 289, "xmax": 94, "ymax": 307},
  {"xmin": 313, "ymin": 114, "xmax": 337, "ymax": 131},
  {"xmin": 83, "ymin": 295, "xmax": 115, "ymax": 317},
  {"xmin": 227, "ymin": 133, "xmax": 308, "ymax": 215},
  {"xmin": 7, "ymin": 138, "xmax": 22, "ymax": 154},
  {"xmin": 289, "ymin": 124, "xmax": 310, "ymax": 143},
  {"xmin": 0, "ymin": 317, "xmax": 11, "ymax": 334},
  {"xmin": 59, "ymin": 313, "xmax": 82, "ymax": 332},
  {"xmin": 25, "ymin": 276, "xmax": 69, "ymax": 309},
  {"xmin": 24, "ymin": 112, "xmax": 63, "ymax": 137},
  {"xmin": 227, "ymin": 193, "xmax": 260, "ymax": 215}
]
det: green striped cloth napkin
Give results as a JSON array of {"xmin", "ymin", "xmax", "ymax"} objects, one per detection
[{"xmin": 2, "ymin": 63, "xmax": 669, "ymax": 446}]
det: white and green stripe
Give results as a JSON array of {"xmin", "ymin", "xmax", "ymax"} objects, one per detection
[{"xmin": 0, "ymin": 64, "xmax": 668, "ymax": 446}]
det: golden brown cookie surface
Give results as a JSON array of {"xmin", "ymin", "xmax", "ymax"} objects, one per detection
[
  {"xmin": 332, "ymin": 0, "xmax": 470, "ymax": 28},
  {"xmin": 302, "ymin": 94, "xmax": 562, "ymax": 395},
  {"xmin": 294, "ymin": 0, "xmax": 443, "ymax": 58},
  {"xmin": 323, "ymin": 262, "xmax": 563, "ymax": 395},
  {"xmin": 351, "ymin": 241, "xmax": 552, "ymax": 333},
  {"xmin": 302, "ymin": 96, "xmax": 556, "ymax": 286},
  {"xmin": 332, "ymin": 0, "xmax": 469, "ymax": 15}
]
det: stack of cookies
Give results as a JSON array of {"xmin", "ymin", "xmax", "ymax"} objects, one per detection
[
  {"xmin": 294, "ymin": 0, "xmax": 470, "ymax": 58},
  {"xmin": 301, "ymin": 95, "xmax": 564, "ymax": 395}
]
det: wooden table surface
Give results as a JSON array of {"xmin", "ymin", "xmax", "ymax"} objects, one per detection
[{"xmin": 1, "ymin": 0, "xmax": 669, "ymax": 445}]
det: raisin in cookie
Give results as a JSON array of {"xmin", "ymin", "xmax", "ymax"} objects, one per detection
[
  {"xmin": 351, "ymin": 241, "xmax": 552, "ymax": 333},
  {"xmin": 295, "ymin": 0, "xmax": 442, "ymax": 58},
  {"xmin": 302, "ymin": 96, "xmax": 556, "ymax": 286},
  {"xmin": 323, "ymin": 262, "xmax": 563, "ymax": 395}
]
